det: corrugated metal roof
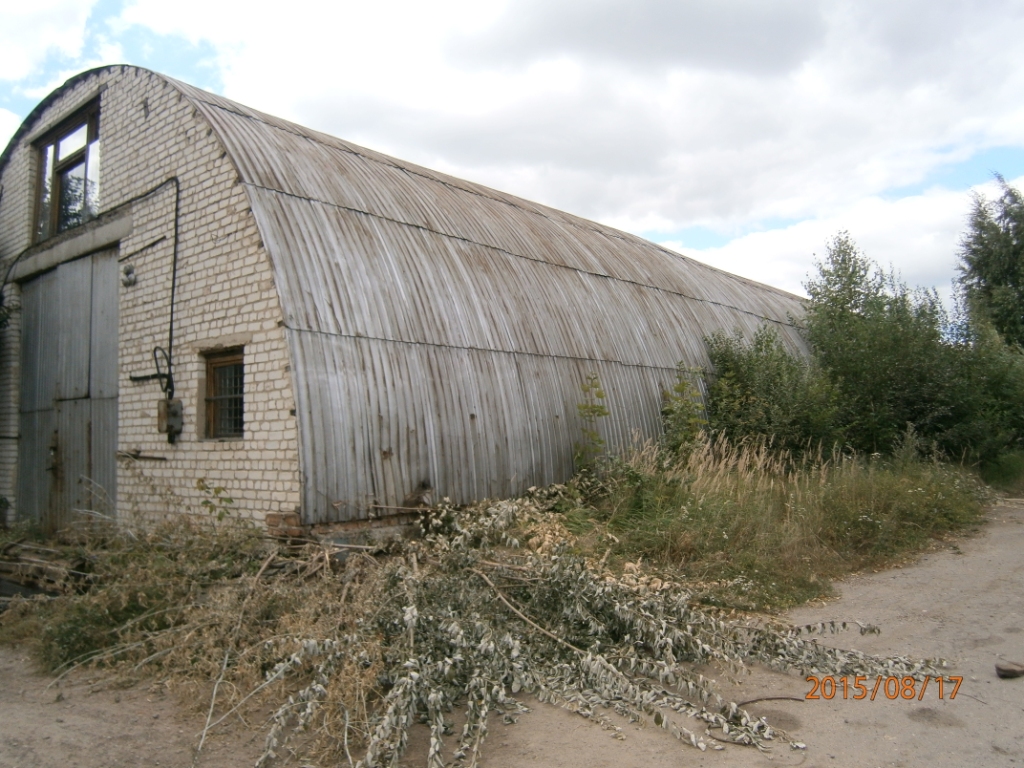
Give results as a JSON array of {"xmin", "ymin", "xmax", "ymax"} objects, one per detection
[{"xmin": 174, "ymin": 75, "xmax": 807, "ymax": 523}]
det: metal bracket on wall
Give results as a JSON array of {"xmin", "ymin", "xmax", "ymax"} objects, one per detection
[
  {"xmin": 117, "ymin": 450, "xmax": 167, "ymax": 462},
  {"xmin": 128, "ymin": 372, "xmax": 168, "ymax": 383},
  {"xmin": 129, "ymin": 347, "xmax": 174, "ymax": 397}
]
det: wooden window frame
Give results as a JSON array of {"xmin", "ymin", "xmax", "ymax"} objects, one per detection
[
  {"xmin": 204, "ymin": 349, "xmax": 245, "ymax": 439},
  {"xmin": 34, "ymin": 102, "xmax": 101, "ymax": 242}
]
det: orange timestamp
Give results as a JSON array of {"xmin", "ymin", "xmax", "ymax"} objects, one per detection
[{"xmin": 805, "ymin": 675, "xmax": 962, "ymax": 701}]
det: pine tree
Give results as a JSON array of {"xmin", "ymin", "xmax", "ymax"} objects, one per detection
[{"xmin": 958, "ymin": 176, "xmax": 1024, "ymax": 348}]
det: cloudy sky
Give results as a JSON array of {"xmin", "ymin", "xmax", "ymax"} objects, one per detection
[{"xmin": 3, "ymin": 0, "xmax": 1024, "ymax": 302}]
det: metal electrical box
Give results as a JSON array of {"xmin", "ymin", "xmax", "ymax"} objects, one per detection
[{"xmin": 158, "ymin": 398, "xmax": 183, "ymax": 440}]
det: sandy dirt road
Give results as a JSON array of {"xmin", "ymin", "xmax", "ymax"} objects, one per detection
[
  {"xmin": 444, "ymin": 498, "xmax": 1024, "ymax": 768},
  {"xmin": 0, "ymin": 650, "xmax": 265, "ymax": 768},
  {"xmin": 2, "ymin": 500, "xmax": 1023, "ymax": 768}
]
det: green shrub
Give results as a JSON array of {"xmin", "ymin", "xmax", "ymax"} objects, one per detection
[
  {"xmin": 803, "ymin": 233, "xmax": 959, "ymax": 454},
  {"xmin": 573, "ymin": 372, "xmax": 610, "ymax": 471},
  {"xmin": 705, "ymin": 233, "xmax": 1024, "ymax": 463},
  {"xmin": 938, "ymin": 320, "xmax": 1024, "ymax": 463},
  {"xmin": 660, "ymin": 365, "xmax": 707, "ymax": 456},
  {"xmin": 978, "ymin": 450, "xmax": 1024, "ymax": 493},
  {"xmin": 704, "ymin": 325, "xmax": 841, "ymax": 453}
]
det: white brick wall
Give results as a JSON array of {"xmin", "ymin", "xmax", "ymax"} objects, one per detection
[{"xmin": 0, "ymin": 67, "xmax": 302, "ymax": 528}]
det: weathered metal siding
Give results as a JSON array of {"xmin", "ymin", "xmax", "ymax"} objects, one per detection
[
  {"xmin": 88, "ymin": 251, "xmax": 119, "ymax": 511},
  {"xmin": 286, "ymin": 330, "xmax": 681, "ymax": 521},
  {"xmin": 17, "ymin": 270, "xmax": 58, "ymax": 525},
  {"xmin": 174, "ymin": 82, "xmax": 806, "ymax": 524},
  {"xmin": 56, "ymin": 256, "xmax": 92, "ymax": 402},
  {"xmin": 17, "ymin": 251, "xmax": 118, "ymax": 530}
]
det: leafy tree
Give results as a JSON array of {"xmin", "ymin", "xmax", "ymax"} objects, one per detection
[
  {"xmin": 803, "ymin": 233, "xmax": 955, "ymax": 454},
  {"xmin": 938, "ymin": 317, "xmax": 1024, "ymax": 462},
  {"xmin": 702, "ymin": 232, "xmax": 1024, "ymax": 462},
  {"xmin": 958, "ymin": 177, "xmax": 1024, "ymax": 348}
]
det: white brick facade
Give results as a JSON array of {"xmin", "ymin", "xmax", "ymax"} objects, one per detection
[{"xmin": 0, "ymin": 67, "xmax": 302, "ymax": 527}]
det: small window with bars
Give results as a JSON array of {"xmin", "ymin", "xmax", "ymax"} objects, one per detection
[{"xmin": 205, "ymin": 350, "xmax": 244, "ymax": 439}]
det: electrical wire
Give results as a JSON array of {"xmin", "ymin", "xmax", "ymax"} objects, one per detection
[{"xmin": 0, "ymin": 176, "xmax": 182, "ymax": 402}]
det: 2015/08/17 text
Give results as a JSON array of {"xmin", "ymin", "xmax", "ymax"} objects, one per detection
[{"xmin": 805, "ymin": 676, "xmax": 963, "ymax": 701}]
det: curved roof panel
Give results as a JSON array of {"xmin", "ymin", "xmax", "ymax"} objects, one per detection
[
  {"xmin": 168, "ymin": 77, "xmax": 806, "ymax": 520},
  {"xmin": 175, "ymin": 79, "xmax": 803, "ymax": 356}
]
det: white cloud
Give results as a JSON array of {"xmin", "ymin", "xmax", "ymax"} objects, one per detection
[
  {"xmin": 22, "ymin": 0, "xmax": 1021, "ymax": 301},
  {"xmin": 672, "ymin": 176, "xmax": 1024, "ymax": 304},
  {"xmin": 110, "ymin": 1, "xmax": 1024, "ymax": 212},
  {"xmin": 452, "ymin": 0, "xmax": 828, "ymax": 75},
  {"xmin": 0, "ymin": 108, "xmax": 21, "ymax": 151},
  {"xmin": 0, "ymin": 1, "xmax": 99, "ymax": 82},
  {"xmin": 18, "ymin": 39, "xmax": 125, "ymax": 101}
]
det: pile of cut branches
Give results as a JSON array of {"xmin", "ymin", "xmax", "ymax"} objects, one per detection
[{"xmin": 0, "ymin": 499, "xmax": 944, "ymax": 767}]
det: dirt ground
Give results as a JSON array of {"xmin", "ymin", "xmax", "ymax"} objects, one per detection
[{"xmin": 2, "ymin": 499, "xmax": 1023, "ymax": 768}]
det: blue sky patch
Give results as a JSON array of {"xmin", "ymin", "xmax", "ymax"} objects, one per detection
[
  {"xmin": 643, "ymin": 216, "xmax": 804, "ymax": 251},
  {"xmin": 885, "ymin": 145, "xmax": 1024, "ymax": 199},
  {"xmin": 645, "ymin": 225, "xmax": 731, "ymax": 250},
  {"xmin": 1, "ymin": 0, "xmax": 222, "ymax": 127}
]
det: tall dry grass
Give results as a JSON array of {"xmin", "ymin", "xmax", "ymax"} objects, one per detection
[
  {"xmin": 567, "ymin": 434, "xmax": 987, "ymax": 608},
  {"xmin": 1, "ymin": 496, "xmax": 950, "ymax": 766}
]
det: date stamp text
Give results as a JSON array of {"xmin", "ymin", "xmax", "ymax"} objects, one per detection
[{"xmin": 805, "ymin": 675, "xmax": 962, "ymax": 701}]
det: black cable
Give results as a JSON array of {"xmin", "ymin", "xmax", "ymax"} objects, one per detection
[
  {"xmin": 166, "ymin": 178, "xmax": 179, "ymax": 401},
  {"xmin": 1, "ymin": 176, "xmax": 178, "ymax": 305},
  {"xmin": 0, "ymin": 176, "xmax": 181, "ymax": 396},
  {"xmin": 154, "ymin": 346, "xmax": 172, "ymax": 396}
]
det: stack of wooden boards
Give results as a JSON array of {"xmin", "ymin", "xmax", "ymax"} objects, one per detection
[{"xmin": 0, "ymin": 539, "xmax": 91, "ymax": 607}]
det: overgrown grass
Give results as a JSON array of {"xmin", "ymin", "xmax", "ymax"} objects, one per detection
[
  {"xmin": 979, "ymin": 450, "xmax": 1024, "ymax": 495},
  {"xmin": 1, "ymin": 516, "xmax": 388, "ymax": 765},
  {"xmin": 560, "ymin": 435, "xmax": 987, "ymax": 609},
  {"xmin": 0, "ymin": 435, "xmax": 992, "ymax": 766}
]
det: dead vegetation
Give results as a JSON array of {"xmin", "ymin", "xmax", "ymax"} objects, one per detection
[
  {"xmin": 0, "ymin": 489, "xmax": 953, "ymax": 768},
  {"xmin": 566, "ymin": 435, "xmax": 987, "ymax": 608}
]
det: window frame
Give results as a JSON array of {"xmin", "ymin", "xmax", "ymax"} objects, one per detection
[
  {"xmin": 34, "ymin": 102, "xmax": 101, "ymax": 242},
  {"xmin": 204, "ymin": 348, "xmax": 245, "ymax": 440}
]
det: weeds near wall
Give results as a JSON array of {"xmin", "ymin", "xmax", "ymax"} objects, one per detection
[
  {"xmin": 661, "ymin": 365, "xmax": 707, "ymax": 457},
  {"xmin": 570, "ymin": 435, "xmax": 986, "ymax": 609},
  {"xmin": 574, "ymin": 373, "xmax": 610, "ymax": 471},
  {"xmin": 194, "ymin": 478, "xmax": 234, "ymax": 520}
]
